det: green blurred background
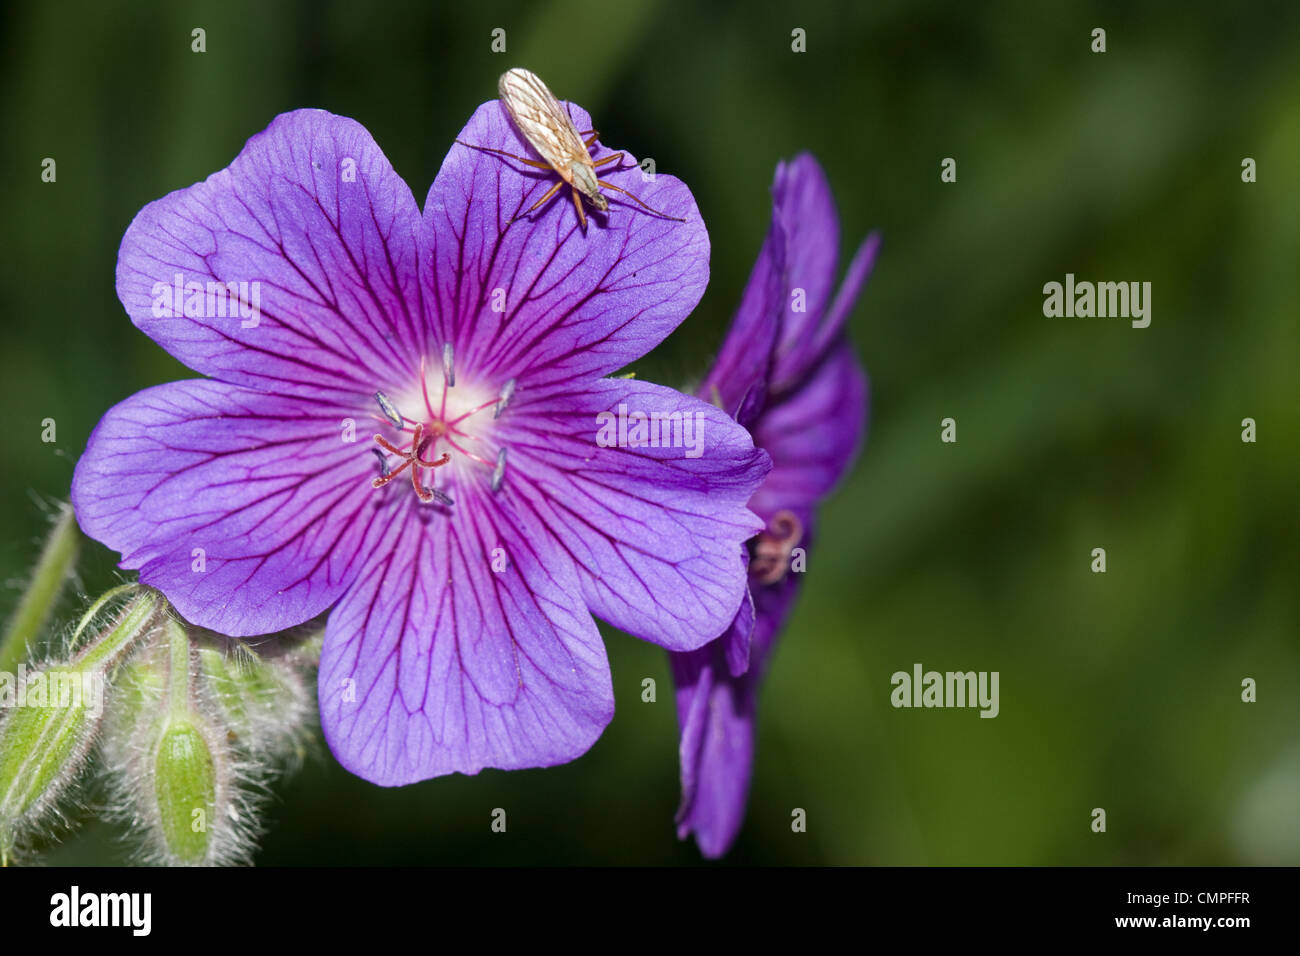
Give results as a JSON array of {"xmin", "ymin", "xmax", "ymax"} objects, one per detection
[{"xmin": 2, "ymin": 0, "xmax": 1297, "ymax": 864}]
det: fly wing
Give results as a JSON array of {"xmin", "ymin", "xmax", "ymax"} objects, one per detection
[{"xmin": 497, "ymin": 68, "xmax": 589, "ymax": 173}]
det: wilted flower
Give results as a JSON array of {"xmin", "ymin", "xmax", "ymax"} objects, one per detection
[
  {"xmin": 670, "ymin": 154, "xmax": 878, "ymax": 857},
  {"xmin": 72, "ymin": 102, "xmax": 769, "ymax": 786}
]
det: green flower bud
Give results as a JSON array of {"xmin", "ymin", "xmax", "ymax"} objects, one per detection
[
  {"xmin": 105, "ymin": 616, "xmax": 295, "ymax": 867},
  {"xmin": 197, "ymin": 633, "xmax": 316, "ymax": 765},
  {"xmin": 153, "ymin": 716, "xmax": 219, "ymax": 865},
  {"xmin": 104, "ymin": 617, "xmax": 228, "ymax": 866},
  {"xmin": 0, "ymin": 588, "xmax": 157, "ymax": 863}
]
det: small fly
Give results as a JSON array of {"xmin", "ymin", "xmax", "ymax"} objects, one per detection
[{"xmin": 456, "ymin": 67, "xmax": 686, "ymax": 231}]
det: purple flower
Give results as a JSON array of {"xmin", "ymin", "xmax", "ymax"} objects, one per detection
[
  {"xmin": 71, "ymin": 103, "xmax": 770, "ymax": 785},
  {"xmin": 670, "ymin": 154, "xmax": 878, "ymax": 857}
]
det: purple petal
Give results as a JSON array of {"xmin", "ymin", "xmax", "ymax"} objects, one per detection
[
  {"xmin": 70, "ymin": 379, "xmax": 379, "ymax": 636},
  {"xmin": 670, "ymin": 642, "xmax": 755, "ymax": 859},
  {"xmin": 423, "ymin": 101, "xmax": 709, "ymax": 388},
  {"xmin": 807, "ymin": 231, "xmax": 881, "ymax": 373},
  {"xmin": 769, "ymin": 154, "xmax": 840, "ymax": 386},
  {"xmin": 700, "ymin": 214, "xmax": 785, "ymax": 426},
  {"xmin": 669, "ymin": 570, "xmax": 801, "ymax": 858},
  {"xmin": 494, "ymin": 378, "xmax": 770, "ymax": 652},
  {"xmin": 318, "ymin": 487, "xmax": 614, "ymax": 785},
  {"xmin": 751, "ymin": 339, "xmax": 868, "ymax": 523},
  {"xmin": 117, "ymin": 109, "xmax": 428, "ymax": 399},
  {"xmin": 722, "ymin": 555, "xmax": 755, "ymax": 677},
  {"xmin": 749, "ymin": 565, "xmax": 804, "ymax": 667}
]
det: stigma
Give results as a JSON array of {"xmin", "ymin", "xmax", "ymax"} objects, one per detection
[{"xmin": 750, "ymin": 510, "xmax": 804, "ymax": 585}]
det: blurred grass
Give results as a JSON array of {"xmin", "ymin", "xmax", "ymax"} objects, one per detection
[{"xmin": 2, "ymin": 0, "xmax": 1297, "ymax": 864}]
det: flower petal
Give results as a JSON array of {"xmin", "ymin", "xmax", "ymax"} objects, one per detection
[
  {"xmin": 497, "ymin": 378, "xmax": 770, "ymax": 652},
  {"xmin": 700, "ymin": 213, "xmax": 785, "ymax": 428},
  {"xmin": 807, "ymin": 231, "xmax": 881, "ymax": 376},
  {"xmin": 423, "ymin": 101, "xmax": 709, "ymax": 388},
  {"xmin": 116, "ymin": 109, "xmax": 428, "ymax": 399},
  {"xmin": 318, "ymin": 488, "xmax": 614, "ymax": 785},
  {"xmin": 71, "ymin": 379, "xmax": 380, "ymax": 636},
  {"xmin": 751, "ymin": 339, "xmax": 868, "ymax": 523},
  {"xmin": 670, "ymin": 570, "xmax": 800, "ymax": 858},
  {"xmin": 769, "ymin": 154, "xmax": 840, "ymax": 386},
  {"xmin": 722, "ymin": 558, "xmax": 755, "ymax": 678},
  {"xmin": 670, "ymin": 642, "xmax": 755, "ymax": 859},
  {"xmin": 749, "ymin": 566, "xmax": 804, "ymax": 670}
]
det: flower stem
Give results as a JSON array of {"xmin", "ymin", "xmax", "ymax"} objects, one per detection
[
  {"xmin": 165, "ymin": 618, "xmax": 191, "ymax": 717},
  {"xmin": 74, "ymin": 594, "xmax": 158, "ymax": 673},
  {"xmin": 0, "ymin": 504, "xmax": 81, "ymax": 676}
]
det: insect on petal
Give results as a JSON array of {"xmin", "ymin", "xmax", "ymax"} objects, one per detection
[{"xmin": 497, "ymin": 68, "xmax": 589, "ymax": 176}]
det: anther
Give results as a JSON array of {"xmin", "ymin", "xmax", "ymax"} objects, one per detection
[
  {"xmin": 372, "ymin": 447, "xmax": 390, "ymax": 478},
  {"xmin": 494, "ymin": 378, "xmax": 517, "ymax": 419},
  {"xmin": 442, "ymin": 343, "xmax": 455, "ymax": 388},
  {"xmin": 490, "ymin": 447, "xmax": 508, "ymax": 492},
  {"xmin": 375, "ymin": 390, "xmax": 404, "ymax": 428}
]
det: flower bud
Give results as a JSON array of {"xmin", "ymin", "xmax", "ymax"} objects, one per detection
[
  {"xmin": 102, "ymin": 617, "xmax": 230, "ymax": 866},
  {"xmin": 153, "ymin": 715, "xmax": 219, "ymax": 864},
  {"xmin": 0, "ymin": 588, "xmax": 157, "ymax": 863},
  {"xmin": 103, "ymin": 615, "xmax": 320, "ymax": 866},
  {"xmin": 197, "ymin": 634, "xmax": 315, "ymax": 765}
]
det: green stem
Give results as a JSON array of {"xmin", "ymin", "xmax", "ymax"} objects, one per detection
[
  {"xmin": 165, "ymin": 618, "xmax": 191, "ymax": 717},
  {"xmin": 73, "ymin": 594, "xmax": 158, "ymax": 674},
  {"xmin": 70, "ymin": 583, "xmax": 139, "ymax": 646},
  {"xmin": 0, "ymin": 504, "xmax": 81, "ymax": 676}
]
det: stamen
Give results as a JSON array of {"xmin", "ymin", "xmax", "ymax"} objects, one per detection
[
  {"xmin": 375, "ymin": 391, "xmax": 404, "ymax": 428},
  {"xmin": 420, "ymin": 353, "xmax": 435, "ymax": 419},
  {"xmin": 368, "ymin": 353, "xmax": 503, "ymax": 508},
  {"xmin": 751, "ymin": 509, "xmax": 804, "ymax": 585},
  {"xmin": 442, "ymin": 343, "xmax": 455, "ymax": 388},
  {"xmin": 490, "ymin": 447, "xmax": 508, "ymax": 492},
  {"xmin": 494, "ymin": 378, "xmax": 517, "ymax": 419},
  {"xmin": 371, "ymin": 454, "xmax": 411, "ymax": 489},
  {"xmin": 442, "ymin": 434, "xmax": 495, "ymax": 468},
  {"xmin": 447, "ymin": 399, "xmax": 499, "ymax": 427}
]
